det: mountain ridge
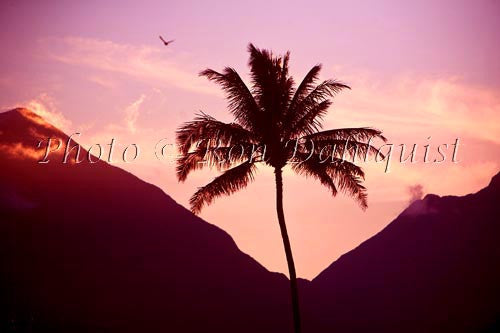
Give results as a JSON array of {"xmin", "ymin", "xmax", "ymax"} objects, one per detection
[
  {"xmin": 1, "ymin": 107, "xmax": 276, "ymax": 275},
  {"xmin": 0, "ymin": 107, "xmax": 294, "ymax": 332},
  {"xmin": 2, "ymin": 107, "xmax": 499, "ymax": 332},
  {"xmin": 306, "ymin": 167, "xmax": 500, "ymax": 332}
]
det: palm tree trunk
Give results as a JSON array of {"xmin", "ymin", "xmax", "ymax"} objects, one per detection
[{"xmin": 274, "ymin": 167, "xmax": 301, "ymax": 333}]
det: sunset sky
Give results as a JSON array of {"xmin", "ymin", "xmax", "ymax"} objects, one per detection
[{"xmin": 1, "ymin": 0, "xmax": 499, "ymax": 279}]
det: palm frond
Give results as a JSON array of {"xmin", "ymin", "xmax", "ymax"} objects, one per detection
[
  {"xmin": 296, "ymin": 138, "xmax": 384, "ymax": 161},
  {"xmin": 327, "ymin": 159, "xmax": 368, "ymax": 209},
  {"xmin": 200, "ymin": 68, "xmax": 260, "ymax": 131},
  {"xmin": 176, "ymin": 147, "xmax": 207, "ymax": 182},
  {"xmin": 290, "ymin": 154, "xmax": 338, "ymax": 196},
  {"xmin": 189, "ymin": 161, "xmax": 257, "ymax": 214},
  {"xmin": 280, "ymin": 51, "xmax": 295, "ymax": 110},
  {"xmin": 290, "ymin": 152, "xmax": 367, "ymax": 208},
  {"xmin": 176, "ymin": 112, "xmax": 255, "ymax": 155},
  {"xmin": 177, "ymin": 142, "xmax": 259, "ymax": 182},
  {"xmin": 286, "ymin": 80, "xmax": 350, "ymax": 138},
  {"xmin": 288, "ymin": 100, "xmax": 332, "ymax": 137},
  {"xmin": 247, "ymin": 43, "xmax": 291, "ymax": 123},
  {"xmin": 303, "ymin": 127, "xmax": 386, "ymax": 143},
  {"xmin": 288, "ymin": 65, "xmax": 322, "ymax": 113}
]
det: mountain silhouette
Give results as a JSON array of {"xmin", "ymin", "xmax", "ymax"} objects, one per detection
[
  {"xmin": 305, "ymin": 171, "xmax": 500, "ymax": 332},
  {"xmin": 0, "ymin": 108, "xmax": 293, "ymax": 332},
  {"xmin": 1, "ymin": 108, "xmax": 499, "ymax": 332}
]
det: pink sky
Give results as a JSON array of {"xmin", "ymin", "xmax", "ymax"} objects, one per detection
[{"xmin": 1, "ymin": 0, "xmax": 499, "ymax": 279}]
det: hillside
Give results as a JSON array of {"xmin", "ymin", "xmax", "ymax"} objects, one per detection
[
  {"xmin": 305, "ymin": 171, "xmax": 500, "ymax": 332},
  {"xmin": 0, "ymin": 108, "xmax": 292, "ymax": 332}
]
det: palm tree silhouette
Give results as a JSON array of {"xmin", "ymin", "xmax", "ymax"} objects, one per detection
[{"xmin": 176, "ymin": 43, "xmax": 385, "ymax": 333}]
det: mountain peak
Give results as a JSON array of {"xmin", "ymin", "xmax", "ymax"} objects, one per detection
[
  {"xmin": 0, "ymin": 108, "xmax": 66, "ymax": 155},
  {"xmin": 1, "ymin": 107, "xmax": 58, "ymax": 131},
  {"xmin": 488, "ymin": 171, "xmax": 500, "ymax": 188},
  {"xmin": 2, "ymin": 107, "xmax": 39, "ymax": 120}
]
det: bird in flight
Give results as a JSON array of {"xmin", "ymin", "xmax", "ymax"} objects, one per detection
[{"xmin": 159, "ymin": 36, "xmax": 175, "ymax": 46}]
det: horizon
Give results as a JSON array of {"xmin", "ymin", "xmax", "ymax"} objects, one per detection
[{"xmin": 1, "ymin": 0, "xmax": 500, "ymax": 279}]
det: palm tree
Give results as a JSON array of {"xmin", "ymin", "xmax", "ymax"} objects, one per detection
[{"xmin": 176, "ymin": 44, "xmax": 385, "ymax": 333}]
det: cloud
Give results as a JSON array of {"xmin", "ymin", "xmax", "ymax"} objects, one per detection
[
  {"xmin": 88, "ymin": 75, "xmax": 117, "ymax": 89},
  {"xmin": 328, "ymin": 72, "xmax": 500, "ymax": 145},
  {"xmin": 0, "ymin": 143, "xmax": 43, "ymax": 161},
  {"xmin": 407, "ymin": 184, "xmax": 424, "ymax": 204},
  {"xmin": 6, "ymin": 93, "xmax": 73, "ymax": 133},
  {"xmin": 42, "ymin": 36, "xmax": 219, "ymax": 96},
  {"xmin": 124, "ymin": 94, "xmax": 146, "ymax": 133}
]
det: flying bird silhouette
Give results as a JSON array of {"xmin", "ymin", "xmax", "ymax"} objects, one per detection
[{"xmin": 159, "ymin": 36, "xmax": 175, "ymax": 46}]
